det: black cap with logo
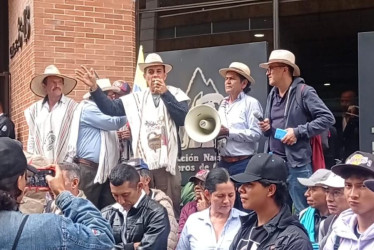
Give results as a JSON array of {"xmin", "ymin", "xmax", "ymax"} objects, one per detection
[
  {"xmin": 332, "ymin": 151, "xmax": 374, "ymax": 177},
  {"xmin": 230, "ymin": 153, "xmax": 288, "ymax": 184},
  {"xmin": 0, "ymin": 137, "xmax": 37, "ymax": 180}
]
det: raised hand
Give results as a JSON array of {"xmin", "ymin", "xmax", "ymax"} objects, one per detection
[
  {"xmin": 76, "ymin": 65, "xmax": 98, "ymax": 90},
  {"xmin": 46, "ymin": 164, "xmax": 66, "ymax": 196},
  {"xmin": 197, "ymin": 189, "xmax": 209, "ymax": 211}
]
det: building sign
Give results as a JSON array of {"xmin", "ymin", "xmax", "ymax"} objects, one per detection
[
  {"xmin": 159, "ymin": 42, "xmax": 268, "ymax": 184},
  {"xmin": 9, "ymin": 6, "xmax": 31, "ymax": 59}
]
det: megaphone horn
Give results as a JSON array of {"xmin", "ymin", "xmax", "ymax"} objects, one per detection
[{"xmin": 185, "ymin": 105, "xmax": 221, "ymax": 143}]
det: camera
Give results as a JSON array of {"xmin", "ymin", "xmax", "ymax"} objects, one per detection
[{"xmin": 27, "ymin": 168, "xmax": 55, "ymax": 189}]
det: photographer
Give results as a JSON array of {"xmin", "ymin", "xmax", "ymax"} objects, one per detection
[{"xmin": 0, "ymin": 137, "xmax": 114, "ymax": 249}]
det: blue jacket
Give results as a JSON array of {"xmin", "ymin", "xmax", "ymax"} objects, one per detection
[
  {"xmin": 0, "ymin": 192, "xmax": 114, "ymax": 249},
  {"xmin": 263, "ymin": 77, "xmax": 335, "ymax": 167}
]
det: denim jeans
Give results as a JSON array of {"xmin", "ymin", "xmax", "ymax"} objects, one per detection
[
  {"xmin": 287, "ymin": 163, "xmax": 313, "ymax": 215},
  {"xmin": 218, "ymin": 157, "xmax": 251, "ymax": 211}
]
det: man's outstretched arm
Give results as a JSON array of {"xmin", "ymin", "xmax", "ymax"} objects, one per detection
[{"xmin": 76, "ymin": 65, "xmax": 125, "ymax": 116}]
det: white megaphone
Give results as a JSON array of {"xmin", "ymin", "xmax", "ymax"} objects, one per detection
[{"xmin": 185, "ymin": 105, "xmax": 221, "ymax": 143}]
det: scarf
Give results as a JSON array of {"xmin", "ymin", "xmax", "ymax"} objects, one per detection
[
  {"xmin": 121, "ymin": 87, "xmax": 188, "ymax": 175},
  {"xmin": 300, "ymin": 207, "xmax": 319, "ymax": 250},
  {"xmin": 24, "ymin": 96, "xmax": 77, "ymax": 164}
]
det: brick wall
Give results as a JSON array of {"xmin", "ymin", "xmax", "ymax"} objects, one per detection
[{"xmin": 8, "ymin": 0, "xmax": 136, "ymax": 146}]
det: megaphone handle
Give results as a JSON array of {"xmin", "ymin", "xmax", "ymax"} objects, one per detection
[{"xmin": 214, "ymin": 138, "xmax": 219, "ymax": 163}]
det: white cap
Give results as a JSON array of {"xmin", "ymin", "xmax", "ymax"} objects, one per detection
[
  {"xmin": 315, "ymin": 173, "xmax": 345, "ymax": 188},
  {"xmin": 297, "ymin": 169, "xmax": 332, "ymax": 187}
]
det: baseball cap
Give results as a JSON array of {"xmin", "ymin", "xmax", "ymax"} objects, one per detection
[
  {"xmin": 316, "ymin": 173, "xmax": 345, "ymax": 188},
  {"xmin": 113, "ymin": 80, "xmax": 131, "ymax": 95},
  {"xmin": 125, "ymin": 158, "xmax": 149, "ymax": 171},
  {"xmin": 364, "ymin": 179, "xmax": 374, "ymax": 192},
  {"xmin": 189, "ymin": 169, "xmax": 209, "ymax": 183},
  {"xmin": 0, "ymin": 137, "xmax": 37, "ymax": 180},
  {"xmin": 297, "ymin": 169, "xmax": 332, "ymax": 187},
  {"xmin": 230, "ymin": 153, "xmax": 288, "ymax": 184},
  {"xmin": 332, "ymin": 151, "xmax": 374, "ymax": 177}
]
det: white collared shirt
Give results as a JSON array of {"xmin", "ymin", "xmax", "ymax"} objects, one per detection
[
  {"xmin": 177, "ymin": 207, "xmax": 247, "ymax": 250},
  {"xmin": 218, "ymin": 92, "xmax": 263, "ymax": 156},
  {"xmin": 133, "ymin": 189, "xmax": 146, "ymax": 209},
  {"xmin": 111, "ymin": 190, "xmax": 146, "ymax": 221}
]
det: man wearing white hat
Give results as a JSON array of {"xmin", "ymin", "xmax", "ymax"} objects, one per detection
[
  {"xmin": 216, "ymin": 62, "xmax": 263, "ymax": 210},
  {"xmin": 76, "ymin": 53, "xmax": 190, "ymax": 216},
  {"xmin": 24, "ymin": 65, "xmax": 78, "ymax": 164},
  {"xmin": 66, "ymin": 79, "xmax": 126, "ymax": 209},
  {"xmin": 298, "ymin": 169, "xmax": 331, "ymax": 250},
  {"xmin": 317, "ymin": 172, "xmax": 348, "ymax": 249},
  {"xmin": 258, "ymin": 50, "xmax": 335, "ymax": 214}
]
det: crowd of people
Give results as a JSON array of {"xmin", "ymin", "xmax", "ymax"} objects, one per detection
[{"xmin": 0, "ymin": 49, "xmax": 370, "ymax": 250}]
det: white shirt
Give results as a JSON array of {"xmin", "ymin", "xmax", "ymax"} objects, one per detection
[
  {"xmin": 177, "ymin": 207, "xmax": 246, "ymax": 250},
  {"xmin": 218, "ymin": 92, "xmax": 263, "ymax": 156}
]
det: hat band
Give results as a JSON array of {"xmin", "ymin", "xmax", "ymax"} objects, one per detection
[{"xmin": 228, "ymin": 67, "xmax": 248, "ymax": 75}]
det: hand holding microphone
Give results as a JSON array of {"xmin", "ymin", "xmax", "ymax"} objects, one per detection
[{"xmin": 254, "ymin": 111, "xmax": 270, "ymax": 132}]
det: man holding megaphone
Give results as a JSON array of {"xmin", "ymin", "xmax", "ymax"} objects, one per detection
[{"xmin": 216, "ymin": 62, "xmax": 263, "ymax": 179}]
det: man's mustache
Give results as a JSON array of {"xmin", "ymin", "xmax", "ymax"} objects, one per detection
[{"xmin": 52, "ymin": 86, "xmax": 62, "ymax": 91}]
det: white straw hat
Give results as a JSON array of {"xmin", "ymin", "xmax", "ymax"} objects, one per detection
[
  {"xmin": 219, "ymin": 62, "xmax": 255, "ymax": 83},
  {"xmin": 83, "ymin": 79, "xmax": 120, "ymax": 99},
  {"xmin": 259, "ymin": 50, "xmax": 301, "ymax": 76},
  {"xmin": 138, "ymin": 53, "xmax": 172, "ymax": 73},
  {"xmin": 30, "ymin": 65, "xmax": 77, "ymax": 97}
]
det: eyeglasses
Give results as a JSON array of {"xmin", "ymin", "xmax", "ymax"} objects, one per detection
[{"xmin": 266, "ymin": 65, "xmax": 286, "ymax": 73}]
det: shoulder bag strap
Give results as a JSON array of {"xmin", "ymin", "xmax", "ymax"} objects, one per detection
[{"xmin": 12, "ymin": 215, "xmax": 29, "ymax": 250}]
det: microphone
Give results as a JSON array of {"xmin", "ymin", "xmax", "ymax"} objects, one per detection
[{"xmin": 253, "ymin": 111, "xmax": 264, "ymax": 122}]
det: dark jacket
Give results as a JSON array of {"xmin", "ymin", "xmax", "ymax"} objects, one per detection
[
  {"xmin": 342, "ymin": 116, "xmax": 359, "ymax": 160},
  {"xmin": 91, "ymin": 87, "xmax": 188, "ymax": 157},
  {"xmin": 230, "ymin": 205, "xmax": 312, "ymax": 250},
  {"xmin": 101, "ymin": 195, "xmax": 170, "ymax": 250},
  {"xmin": 264, "ymin": 77, "xmax": 335, "ymax": 167},
  {"xmin": 0, "ymin": 113, "xmax": 15, "ymax": 139}
]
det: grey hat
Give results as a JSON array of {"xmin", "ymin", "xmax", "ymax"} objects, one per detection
[{"xmin": 298, "ymin": 169, "xmax": 332, "ymax": 187}]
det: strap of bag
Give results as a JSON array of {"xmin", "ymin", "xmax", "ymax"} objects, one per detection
[
  {"xmin": 333, "ymin": 236, "xmax": 341, "ymax": 250},
  {"xmin": 12, "ymin": 215, "xmax": 29, "ymax": 250},
  {"xmin": 295, "ymin": 83, "xmax": 311, "ymax": 119}
]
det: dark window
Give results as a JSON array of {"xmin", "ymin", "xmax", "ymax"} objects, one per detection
[
  {"xmin": 176, "ymin": 23, "xmax": 211, "ymax": 37},
  {"xmin": 213, "ymin": 19, "xmax": 249, "ymax": 33}
]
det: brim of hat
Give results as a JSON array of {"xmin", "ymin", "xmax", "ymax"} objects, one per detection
[
  {"xmin": 297, "ymin": 177, "xmax": 316, "ymax": 187},
  {"xmin": 331, "ymin": 163, "xmax": 374, "ymax": 177},
  {"xmin": 83, "ymin": 86, "xmax": 120, "ymax": 99},
  {"xmin": 138, "ymin": 63, "xmax": 172, "ymax": 74},
  {"xmin": 317, "ymin": 176, "xmax": 345, "ymax": 188},
  {"xmin": 230, "ymin": 172, "xmax": 261, "ymax": 184},
  {"xmin": 30, "ymin": 74, "xmax": 77, "ymax": 97},
  {"xmin": 219, "ymin": 68, "xmax": 255, "ymax": 84},
  {"xmin": 189, "ymin": 176, "xmax": 204, "ymax": 183},
  {"xmin": 26, "ymin": 164, "xmax": 38, "ymax": 174},
  {"xmin": 364, "ymin": 179, "xmax": 374, "ymax": 192},
  {"xmin": 259, "ymin": 60, "xmax": 301, "ymax": 77}
]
